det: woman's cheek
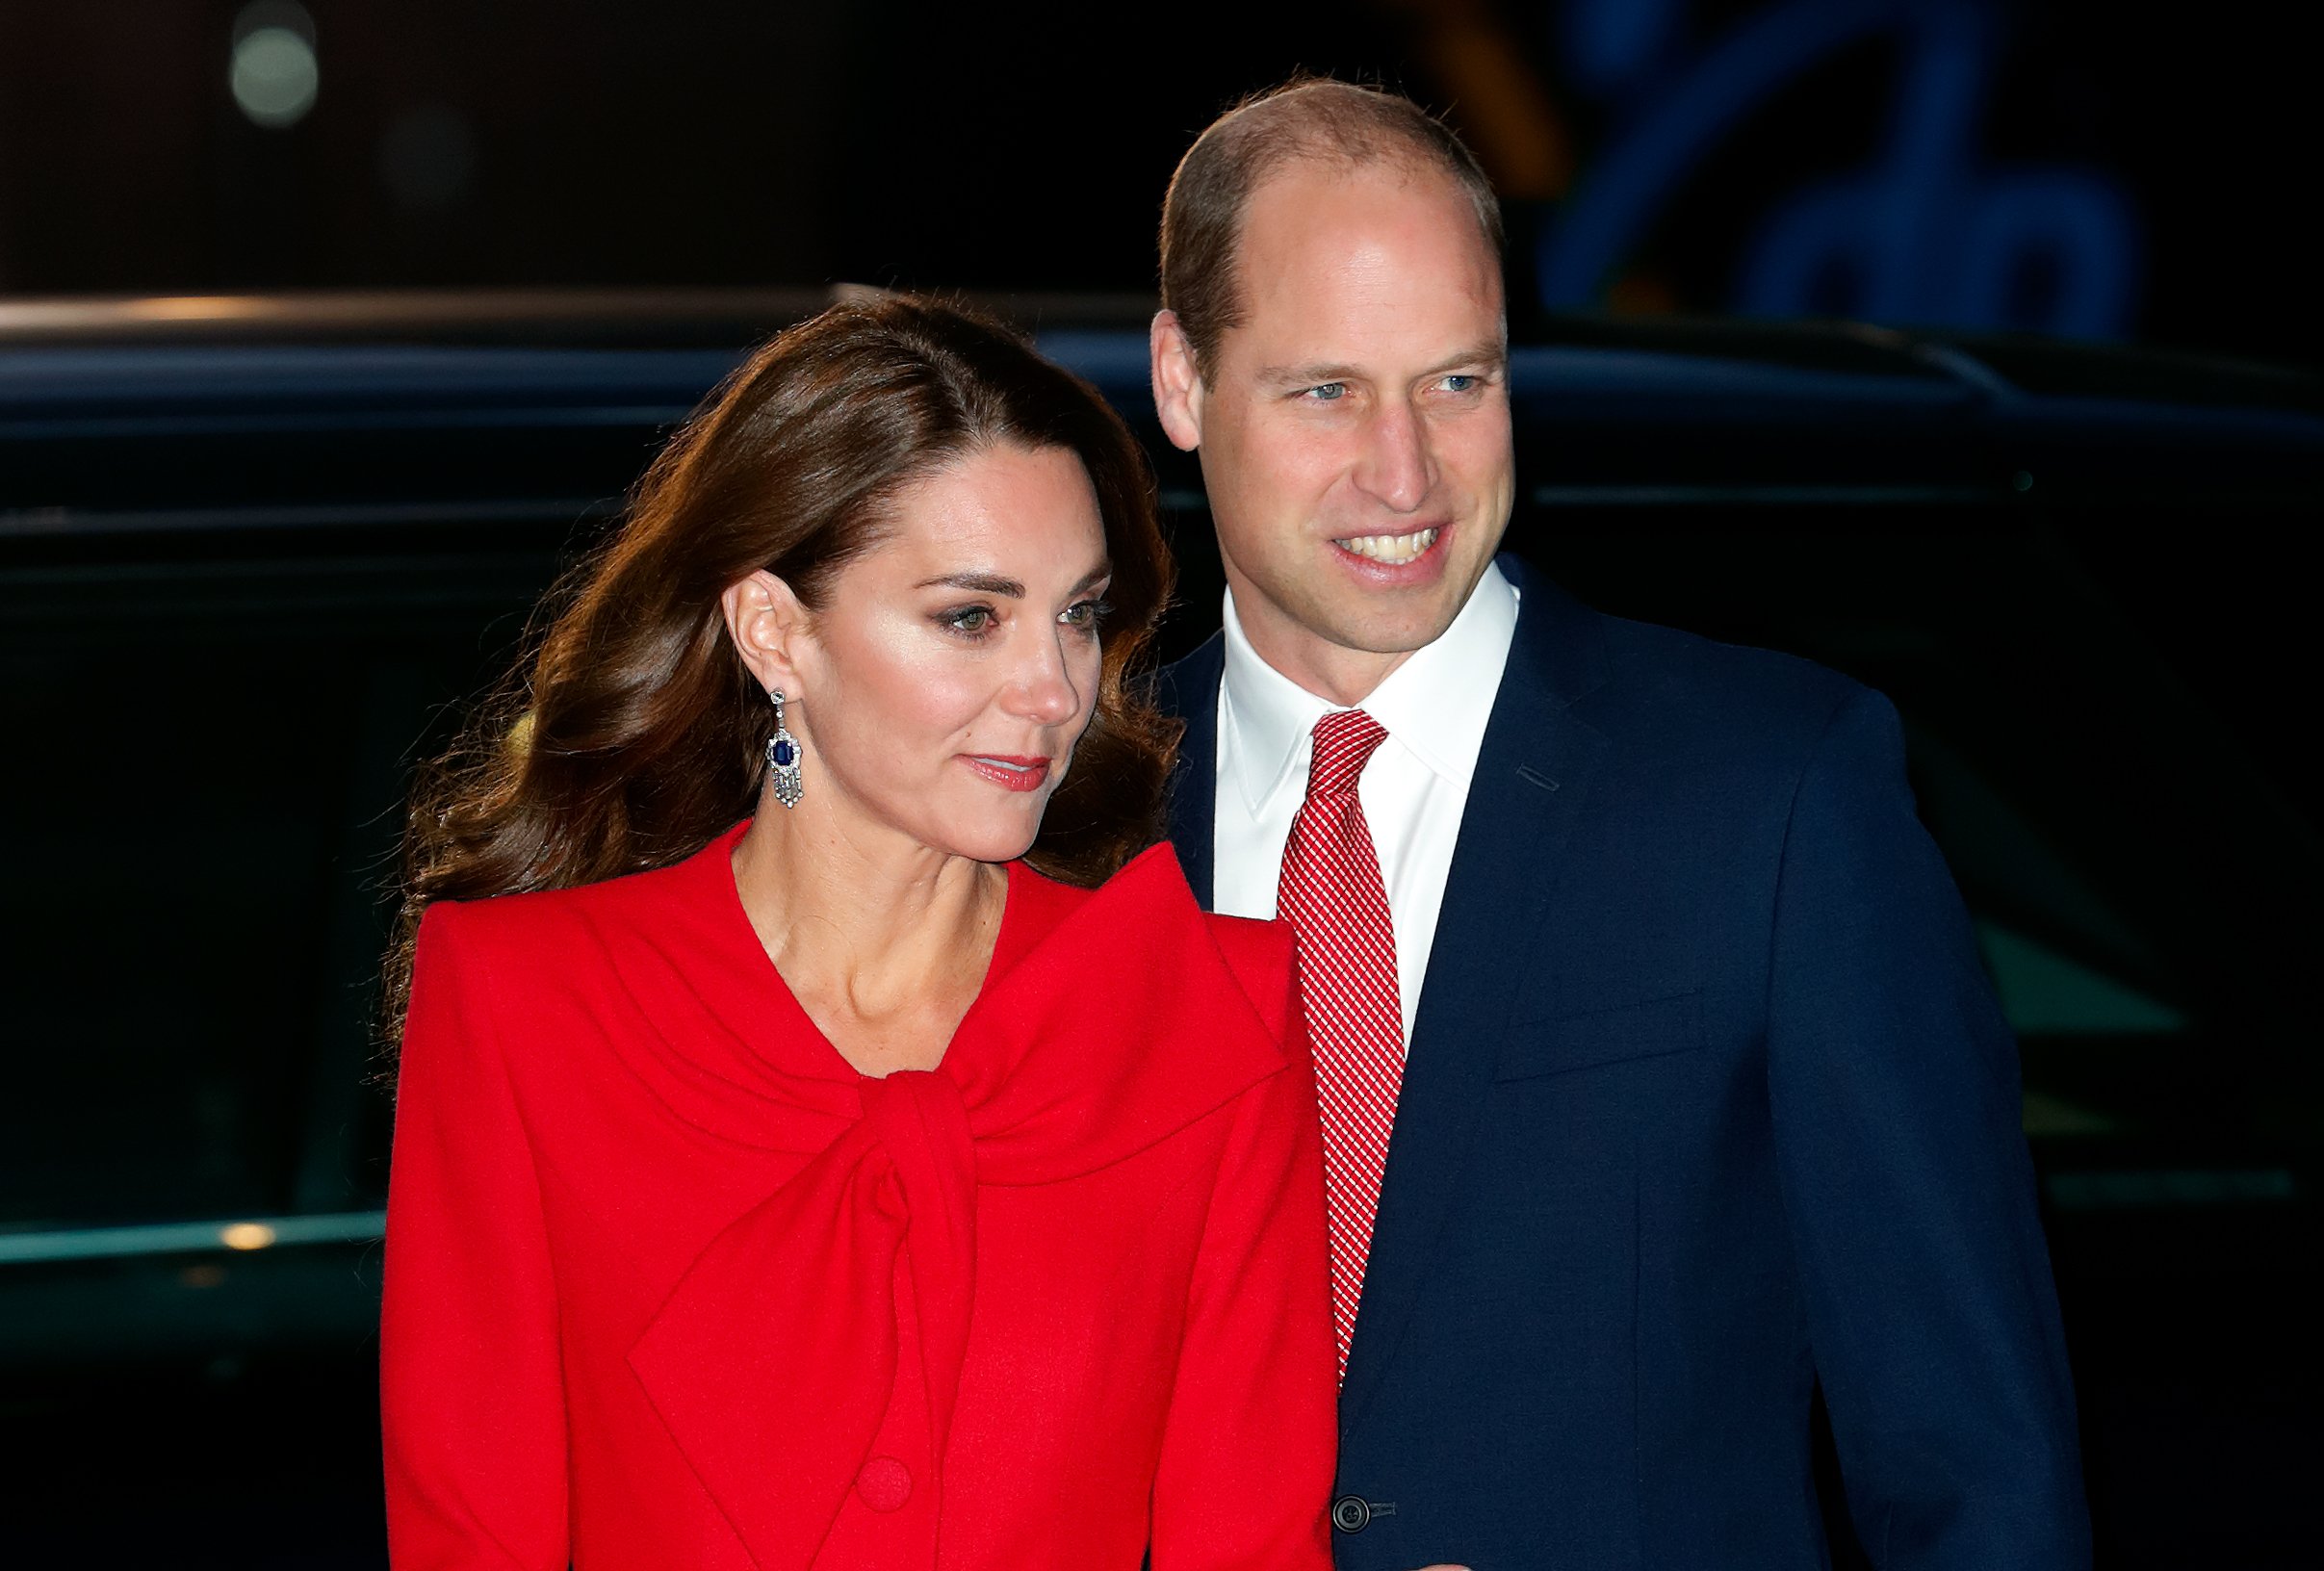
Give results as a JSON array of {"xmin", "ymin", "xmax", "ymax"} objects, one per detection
[
  {"xmin": 917, "ymin": 658, "xmax": 1002, "ymax": 736},
  {"xmin": 844, "ymin": 618, "xmax": 975, "ymax": 733}
]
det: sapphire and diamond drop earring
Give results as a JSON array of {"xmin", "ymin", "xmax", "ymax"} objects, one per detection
[{"xmin": 765, "ymin": 689, "xmax": 805, "ymax": 809}]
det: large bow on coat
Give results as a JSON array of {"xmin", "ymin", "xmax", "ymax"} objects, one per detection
[{"xmin": 627, "ymin": 847, "xmax": 1287, "ymax": 1568}]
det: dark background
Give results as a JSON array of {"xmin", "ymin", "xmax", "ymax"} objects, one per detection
[
  {"xmin": 1, "ymin": 3, "xmax": 2317, "ymax": 1567},
  {"xmin": 0, "ymin": 0, "xmax": 2313, "ymax": 367}
]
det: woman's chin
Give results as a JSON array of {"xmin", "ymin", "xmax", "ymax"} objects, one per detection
[
  {"xmin": 958, "ymin": 829, "xmax": 1042, "ymax": 866},
  {"xmin": 917, "ymin": 811, "xmax": 1044, "ymax": 867}
]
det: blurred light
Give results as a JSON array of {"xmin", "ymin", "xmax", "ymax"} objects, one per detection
[
  {"xmin": 231, "ymin": 4, "xmax": 319, "ymax": 130},
  {"xmin": 0, "ymin": 1209, "xmax": 383, "ymax": 1264},
  {"xmin": 381, "ymin": 104, "xmax": 478, "ymax": 211},
  {"xmin": 125, "ymin": 296, "xmax": 271, "ymax": 322},
  {"xmin": 219, "ymin": 1222, "xmax": 278, "ymax": 1251}
]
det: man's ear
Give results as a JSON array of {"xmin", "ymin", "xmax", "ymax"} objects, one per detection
[
  {"xmin": 1149, "ymin": 309, "xmax": 1206, "ymax": 453},
  {"xmin": 719, "ymin": 569, "xmax": 813, "ymax": 699}
]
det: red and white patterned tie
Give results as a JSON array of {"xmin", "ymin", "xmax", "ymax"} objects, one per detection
[{"xmin": 1275, "ymin": 708, "xmax": 1403, "ymax": 1375}]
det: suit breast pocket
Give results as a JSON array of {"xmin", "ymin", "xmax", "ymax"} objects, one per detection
[{"xmin": 1495, "ymin": 989, "xmax": 1707, "ymax": 1081}]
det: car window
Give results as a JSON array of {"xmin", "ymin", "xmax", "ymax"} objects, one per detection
[{"xmin": 0, "ymin": 532, "xmax": 564, "ymax": 1231}]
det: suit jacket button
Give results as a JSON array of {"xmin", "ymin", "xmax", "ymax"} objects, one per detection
[
  {"xmin": 1331, "ymin": 1495, "xmax": 1371, "ymax": 1532},
  {"xmin": 856, "ymin": 1455, "xmax": 912, "ymax": 1512}
]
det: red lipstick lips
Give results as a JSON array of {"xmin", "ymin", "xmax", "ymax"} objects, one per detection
[{"xmin": 963, "ymin": 755, "xmax": 1051, "ymax": 792}]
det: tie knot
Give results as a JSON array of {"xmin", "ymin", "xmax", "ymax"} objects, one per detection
[{"xmin": 1305, "ymin": 708, "xmax": 1388, "ymax": 799}]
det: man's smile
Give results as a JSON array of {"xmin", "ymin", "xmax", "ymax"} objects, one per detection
[{"xmin": 1331, "ymin": 526, "xmax": 1442, "ymax": 565}]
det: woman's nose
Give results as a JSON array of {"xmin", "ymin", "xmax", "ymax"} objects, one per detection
[{"xmin": 1005, "ymin": 630, "xmax": 1083, "ymax": 724}]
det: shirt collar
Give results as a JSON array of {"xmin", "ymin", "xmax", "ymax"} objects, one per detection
[{"xmin": 1220, "ymin": 559, "xmax": 1520, "ymax": 816}]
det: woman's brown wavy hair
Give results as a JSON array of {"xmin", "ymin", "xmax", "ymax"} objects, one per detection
[{"xmin": 385, "ymin": 295, "xmax": 1177, "ymax": 1041}]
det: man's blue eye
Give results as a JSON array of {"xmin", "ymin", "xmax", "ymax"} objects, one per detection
[
  {"xmin": 1443, "ymin": 373, "xmax": 1479, "ymax": 393},
  {"xmin": 1304, "ymin": 382, "xmax": 1348, "ymax": 402}
]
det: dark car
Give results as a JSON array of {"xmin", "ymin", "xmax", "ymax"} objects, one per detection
[{"xmin": 2, "ymin": 291, "xmax": 2317, "ymax": 1567}]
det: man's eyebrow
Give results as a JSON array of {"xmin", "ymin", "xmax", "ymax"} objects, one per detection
[
  {"xmin": 1254, "ymin": 342, "xmax": 1510, "ymax": 387},
  {"xmin": 1256, "ymin": 361, "xmax": 1362, "ymax": 387},
  {"xmin": 1432, "ymin": 339, "xmax": 1511, "ymax": 375}
]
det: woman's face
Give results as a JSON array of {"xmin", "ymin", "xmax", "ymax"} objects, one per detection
[{"xmin": 775, "ymin": 441, "xmax": 1112, "ymax": 864}]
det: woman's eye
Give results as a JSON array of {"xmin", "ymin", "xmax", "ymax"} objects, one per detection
[
  {"xmin": 940, "ymin": 605, "xmax": 995, "ymax": 635},
  {"xmin": 1060, "ymin": 598, "xmax": 1112, "ymax": 631}
]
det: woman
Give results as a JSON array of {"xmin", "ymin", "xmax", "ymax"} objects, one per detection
[{"xmin": 380, "ymin": 297, "xmax": 1336, "ymax": 1568}]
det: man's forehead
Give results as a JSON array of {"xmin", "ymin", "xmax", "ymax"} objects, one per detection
[
  {"xmin": 1224, "ymin": 181, "xmax": 1503, "ymax": 361},
  {"xmin": 1234, "ymin": 160, "xmax": 1496, "ymax": 284}
]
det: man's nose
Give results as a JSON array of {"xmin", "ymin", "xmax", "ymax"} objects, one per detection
[{"xmin": 1353, "ymin": 399, "xmax": 1433, "ymax": 513}]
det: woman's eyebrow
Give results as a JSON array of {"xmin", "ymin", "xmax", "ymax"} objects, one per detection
[
  {"xmin": 917, "ymin": 561, "xmax": 1112, "ymax": 597},
  {"xmin": 917, "ymin": 571, "xmax": 1024, "ymax": 597}
]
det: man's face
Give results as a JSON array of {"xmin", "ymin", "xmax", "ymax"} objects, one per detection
[{"xmin": 1157, "ymin": 158, "xmax": 1514, "ymax": 701}]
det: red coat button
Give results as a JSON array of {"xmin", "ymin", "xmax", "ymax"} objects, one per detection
[{"xmin": 856, "ymin": 1455, "xmax": 913, "ymax": 1512}]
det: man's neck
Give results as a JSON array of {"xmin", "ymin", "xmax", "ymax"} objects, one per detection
[{"xmin": 1231, "ymin": 616, "xmax": 1417, "ymax": 708}]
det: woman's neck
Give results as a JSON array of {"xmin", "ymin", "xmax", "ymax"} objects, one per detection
[{"xmin": 729, "ymin": 792, "xmax": 1006, "ymax": 1076}]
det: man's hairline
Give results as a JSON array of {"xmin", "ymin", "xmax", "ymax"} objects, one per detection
[{"xmin": 1189, "ymin": 148, "xmax": 1506, "ymax": 383}]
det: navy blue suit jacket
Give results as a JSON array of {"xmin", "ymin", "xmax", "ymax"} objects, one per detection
[{"xmin": 1155, "ymin": 557, "xmax": 2088, "ymax": 1569}]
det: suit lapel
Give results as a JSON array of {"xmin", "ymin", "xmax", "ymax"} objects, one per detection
[
  {"xmin": 1339, "ymin": 563, "xmax": 1612, "ymax": 1433},
  {"xmin": 1156, "ymin": 633, "xmax": 1224, "ymax": 911}
]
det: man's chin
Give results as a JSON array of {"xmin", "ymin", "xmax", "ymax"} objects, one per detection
[
  {"xmin": 1312, "ymin": 578, "xmax": 1480, "ymax": 656},
  {"xmin": 1227, "ymin": 557, "xmax": 1487, "ymax": 685},
  {"xmin": 1304, "ymin": 605, "xmax": 1466, "ymax": 660}
]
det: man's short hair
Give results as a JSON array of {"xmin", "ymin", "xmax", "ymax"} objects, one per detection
[{"xmin": 1159, "ymin": 77, "xmax": 1505, "ymax": 381}]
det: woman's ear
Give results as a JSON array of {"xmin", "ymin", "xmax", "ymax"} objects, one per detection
[{"xmin": 719, "ymin": 569, "xmax": 813, "ymax": 697}]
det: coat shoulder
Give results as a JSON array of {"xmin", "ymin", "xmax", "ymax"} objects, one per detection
[
  {"xmin": 1577, "ymin": 604, "xmax": 1876, "ymax": 772},
  {"xmin": 424, "ymin": 850, "xmax": 699, "ymax": 953},
  {"xmin": 1153, "ymin": 631, "xmax": 1226, "ymax": 721},
  {"xmin": 1199, "ymin": 911, "xmax": 1299, "ymax": 1043},
  {"xmin": 411, "ymin": 834, "xmax": 748, "ymax": 1036}
]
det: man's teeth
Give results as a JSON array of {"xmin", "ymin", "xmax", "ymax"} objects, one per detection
[{"xmin": 1335, "ymin": 528, "xmax": 1440, "ymax": 564}]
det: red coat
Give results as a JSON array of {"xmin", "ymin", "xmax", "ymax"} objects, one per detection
[{"xmin": 381, "ymin": 824, "xmax": 1337, "ymax": 1569}]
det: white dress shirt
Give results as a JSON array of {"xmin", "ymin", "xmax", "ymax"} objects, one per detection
[{"xmin": 1213, "ymin": 562, "xmax": 1521, "ymax": 1044}]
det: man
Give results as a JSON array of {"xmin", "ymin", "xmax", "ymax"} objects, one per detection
[{"xmin": 1148, "ymin": 79, "xmax": 2089, "ymax": 1569}]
